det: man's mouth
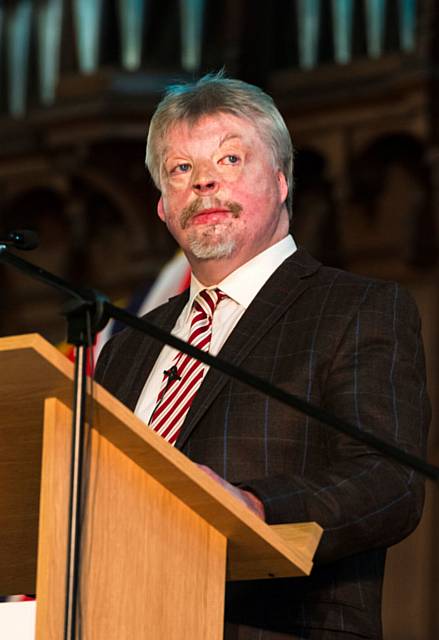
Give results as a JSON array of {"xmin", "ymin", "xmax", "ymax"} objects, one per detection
[
  {"xmin": 190, "ymin": 208, "xmax": 231, "ymax": 225},
  {"xmin": 180, "ymin": 199, "xmax": 242, "ymax": 228}
]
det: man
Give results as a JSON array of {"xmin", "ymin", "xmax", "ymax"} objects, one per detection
[{"xmin": 95, "ymin": 74, "xmax": 430, "ymax": 639}]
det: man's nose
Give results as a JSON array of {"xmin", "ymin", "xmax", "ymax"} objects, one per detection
[{"xmin": 192, "ymin": 164, "xmax": 220, "ymax": 195}]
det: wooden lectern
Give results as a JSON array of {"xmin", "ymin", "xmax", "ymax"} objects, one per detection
[{"xmin": 0, "ymin": 334, "xmax": 322, "ymax": 639}]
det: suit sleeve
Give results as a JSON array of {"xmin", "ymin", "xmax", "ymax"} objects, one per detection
[{"xmin": 240, "ymin": 282, "xmax": 431, "ymax": 564}]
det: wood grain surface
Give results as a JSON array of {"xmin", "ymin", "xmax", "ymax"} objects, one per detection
[{"xmin": 0, "ymin": 334, "xmax": 322, "ymax": 603}]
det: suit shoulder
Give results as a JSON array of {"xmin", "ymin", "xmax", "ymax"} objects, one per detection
[
  {"xmin": 309, "ymin": 263, "xmax": 420, "ymax": 325},
  {"xmin": 315, "ymin": 262, "xmax": 410, "ymax": 293},
  {"xmin": 288, "ymin": 248, "xmax": 403, "ymax": 294}
]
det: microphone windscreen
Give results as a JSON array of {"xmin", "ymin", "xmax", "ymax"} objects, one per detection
[{"xmin": 8, "ymin": 229, "xmax": 40, "ymax": 250}]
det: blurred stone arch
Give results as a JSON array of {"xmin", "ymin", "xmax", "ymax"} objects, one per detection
[{"xmin": 341, "ymin": 131, "xmax": 438, "ymax": 277}]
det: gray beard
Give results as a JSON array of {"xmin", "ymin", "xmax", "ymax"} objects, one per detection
[{"xmin": 187, "ymin": 225, "xmax": 236, "ymax": 260}]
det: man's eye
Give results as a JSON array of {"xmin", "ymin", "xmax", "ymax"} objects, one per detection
[
  {"xmin": 221, "ymin": 155, "xmax": 240, "ymax": 165},
  {"xmin": 172, "ymin": 163, "xmax": 191, "ymax": 174}
]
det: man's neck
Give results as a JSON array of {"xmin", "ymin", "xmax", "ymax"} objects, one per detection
[
  {"xmin": 190, "ymin": 257, "xmax": 249, "ymax": 287},
  {"xmin": 189, "ymin": 234, "xmax": 291, "ymax": 287}
]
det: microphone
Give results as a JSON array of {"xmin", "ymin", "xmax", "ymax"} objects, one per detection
[
  {"xmin": 163, "ymin": 365, "xmax": 181, "ymax": 382},
  {"xmin": 0, "ymin": 229, "xmax": 40, "ymax": 251}
]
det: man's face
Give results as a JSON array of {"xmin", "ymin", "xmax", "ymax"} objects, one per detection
[{"xmin": 156, "ymin": 112, "xmax": 289, "ymax": 270}]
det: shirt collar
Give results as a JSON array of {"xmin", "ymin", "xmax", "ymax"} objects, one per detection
[{"xmin": 185, "ymin": 234, "xmax": 297, "ymax": 321}]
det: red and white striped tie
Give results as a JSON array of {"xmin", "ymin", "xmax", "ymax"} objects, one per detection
[{"xmin": 148, "ymin": 288, "xmax": 226, "ymax": 445}]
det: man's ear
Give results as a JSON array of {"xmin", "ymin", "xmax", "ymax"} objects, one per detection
[
  {"xmin": 157, "ymin": 196, "xmax": 166, "ymax": 222},
  {"xmin": 277, "ymin": 171, "xmax": 289, "ymax": 205}
]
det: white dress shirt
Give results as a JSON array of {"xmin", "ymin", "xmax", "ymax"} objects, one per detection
[{"xmin": 135, "ymin": 234, "xmax": 297, "ymax": 428}]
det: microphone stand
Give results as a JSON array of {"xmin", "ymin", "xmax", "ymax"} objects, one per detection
[
  {"xmin": 1, "ymin": 245, "xmax": 438, "ymax": 640},
  {"xmin": 0, "ymin": 246, "xmax": 107, "ymax": 640}
]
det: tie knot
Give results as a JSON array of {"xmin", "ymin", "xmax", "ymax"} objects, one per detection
[{"xmin": 195, "ymin": 288, "xmax": 226, "ymax": 318}]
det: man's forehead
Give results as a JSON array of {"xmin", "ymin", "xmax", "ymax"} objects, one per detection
[
  {"xmin": 167, "ymin": 113, "xmax": 253, "ymax": 138},
  {"xmin": 160, "ymin": 114, "xmax": 259, "ymax": 164}
]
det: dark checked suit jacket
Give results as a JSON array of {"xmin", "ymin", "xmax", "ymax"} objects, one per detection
[{"xmin": 95, "ymin": 248, "xmax": 430, "ymax": 639}]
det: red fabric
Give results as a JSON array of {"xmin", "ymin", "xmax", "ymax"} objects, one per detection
[{"xmin": 178, "ymin": 268, "xmax": 191, "ymax": 293}]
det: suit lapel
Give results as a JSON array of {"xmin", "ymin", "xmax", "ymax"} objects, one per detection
[
  {"xmin": 175, "ymin": 248, "xmax": 321, "ymax": 450},
  {"xmin": 124, "ymin": 291, "xmax": 189, "ymax": 411}
]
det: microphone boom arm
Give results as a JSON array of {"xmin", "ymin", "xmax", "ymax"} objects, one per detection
[{"xmin": 0, "ymin": 242, "xmax": 437, "ymax": 481}]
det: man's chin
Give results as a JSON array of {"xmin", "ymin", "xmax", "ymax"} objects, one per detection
[{"xmin": 188, "ymin": 233, "xmax": 236, "ymax": 260}]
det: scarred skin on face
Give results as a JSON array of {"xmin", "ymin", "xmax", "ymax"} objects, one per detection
[{"xmin": 156, "ymin": 112, "xmax": 290, "ymax": 285}]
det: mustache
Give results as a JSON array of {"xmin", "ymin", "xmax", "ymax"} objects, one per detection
[{"xmin": 180, "ymin": 198, "xmax": 242, "ymax": 229}]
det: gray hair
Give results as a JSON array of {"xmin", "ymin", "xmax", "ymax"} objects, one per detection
[{"xmin": 145, "ymin": 72, "xmax": 294, "ymax": 217}]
